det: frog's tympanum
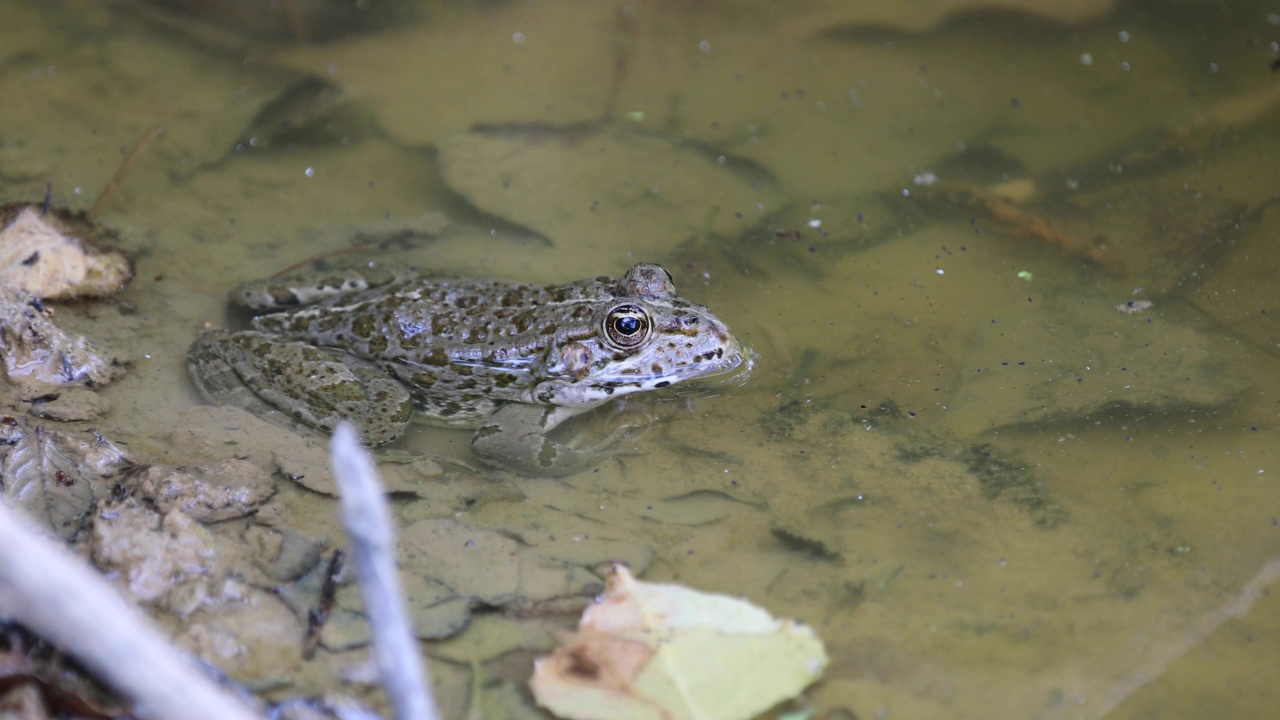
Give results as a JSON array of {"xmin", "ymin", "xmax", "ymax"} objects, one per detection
[{"xmin": 188, "ymin": 263, "xmax": 749, "ymax": 476}]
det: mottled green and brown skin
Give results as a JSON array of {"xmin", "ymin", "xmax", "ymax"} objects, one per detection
[{"xmin": 188, "ymin": 263, "xmax": 748, "ymax": 476}]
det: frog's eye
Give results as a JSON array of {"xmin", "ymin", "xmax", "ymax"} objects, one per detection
[{"xmin": 603, "ymin": 304, "xmax": 651, "ymax": 349}]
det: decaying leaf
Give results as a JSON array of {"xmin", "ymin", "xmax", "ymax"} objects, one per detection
[
  {"xmin": 399, "ymin": 518, "xmax": 520, "ymax": 606},
  {"xmin": 309, "ymin": 517, "xmax": 613, "ymax": 649},
  {"xmin": 0, "ymin": 288, "xmax": 120, "ymax": 393},
  {"xmin": 944, "ymin": 293, "xmax": 1248, "ymax": 433},
  {"xmin": 530, "ymin": 564, "xmax": 828, "ymax": 720},
  {"xmin": 0, "ymin": 624, "xmax": 128, "ymax": 718},
  {"xmin": 323, "ymin": 576, "xmax": 473, "ymax": 648},
  {"xmin": 0, "ymin": 205, "xmax": 133, "ymax": 300},
  {"xmin": 0, "ymin": 425, "xmax": 130, "ymax": 539}
]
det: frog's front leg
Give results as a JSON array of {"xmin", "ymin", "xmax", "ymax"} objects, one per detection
[
  {"xmin": 188, "ymin": 330, "xmax": 414, "ymax": 445},
  {"xmin": 470, "ymin": 404, "xmax": 625, "ymax": 477}
]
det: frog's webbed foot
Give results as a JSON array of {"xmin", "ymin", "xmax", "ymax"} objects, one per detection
[
  {"xmin": 188, "ymin": 330, "xmax": 414, "ymax": 445},
  {"xmin": 470, "ymin": 404, "xmax": 641, "ymax": 477}
]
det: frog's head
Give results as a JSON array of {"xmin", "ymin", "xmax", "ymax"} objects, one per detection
[{"xmin": 538, "ymin": 263, "xmax": 752, "ymax": 407}]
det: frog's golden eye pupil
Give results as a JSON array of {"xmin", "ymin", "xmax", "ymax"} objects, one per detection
[{"xmin": 604, "ymin": 304, "xmax": 651, "ymax": 349}]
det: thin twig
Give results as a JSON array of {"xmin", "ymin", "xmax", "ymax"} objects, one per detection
[
  {"xmin": 303, "ymin": 548, "xmax": 345, "ymax": 660},
  {"xmin": 0, "ymin": 502, "xmax": 263, "ymax": 720},
  {"xmin": 89, "ymin": 126, "xmax": 163, "ymax": 219},
  {"xmin": 329, "ymin": 422, "xmax": 441, "ymax": 720}
]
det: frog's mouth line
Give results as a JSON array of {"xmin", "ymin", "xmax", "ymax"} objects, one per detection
[
  {"xmin": 674, "ymin": 345, "xmax": 756, "ymax": 395},
  {"xmin": 595, "ymin": 344, "xmax": 756, "ymax": 396}
]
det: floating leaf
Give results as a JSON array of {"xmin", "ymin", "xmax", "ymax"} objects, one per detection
[{"xmin": 530, "ymin": 564, "xmax": 828, "ymax": 720}]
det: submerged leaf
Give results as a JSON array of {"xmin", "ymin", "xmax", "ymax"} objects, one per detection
[
  {"xmin": 1, "ymin": 426, "xmax": 97, "ymax": 539},
  {"xmin": 0, "ymin": 424, "xmax": 130, "ymax": 539},
  {"xmin": 439, "ymin": 128, "xmax": 782, "ymax": 274}
]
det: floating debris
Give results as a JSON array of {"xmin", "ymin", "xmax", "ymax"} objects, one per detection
[{"xmin": 1115, "ymin": 299, "xmax": 1153, "ymax": 314}]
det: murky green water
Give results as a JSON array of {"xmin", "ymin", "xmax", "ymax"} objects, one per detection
[{"xmin": 3, "ymin": 1, "xmax": 1279, "ymax": 718}]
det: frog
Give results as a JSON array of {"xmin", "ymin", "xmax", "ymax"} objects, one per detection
[{"xmin": 187, "ymin": 262, "xmax": 750, "ymax": 476}]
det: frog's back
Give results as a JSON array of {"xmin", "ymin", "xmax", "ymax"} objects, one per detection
[
  {"xmin": 256, "ymin": 275, "xmax": 618, "ymax": 352},
  {"xmin": 251, "ymin": 275, "xmax": 618, "ymax": 421}
]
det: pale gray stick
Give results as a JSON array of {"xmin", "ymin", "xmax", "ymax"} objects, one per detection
[
  {"xmin": 0, "ymin": 502, "xmax": 263, "ymax": 720},
  {"xmin": 329, "ymin": 422, "xmax": 440, "ymax": 720}
]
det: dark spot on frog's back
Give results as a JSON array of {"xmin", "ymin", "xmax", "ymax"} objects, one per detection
[
  {"xmin": 422, "ymin": 348, "xmax": 450, "ymax": 366},
  {"xmin": 431, "ymin": 315, "xmax": 457, "ymax": 335},
  {"xmin": 512, "ymin": 311, "xmax": 536, "ymax": 333},
  {"xmin": 366, "ymin": 333, "xmax": 389, "ymax": 356},
  {"xmin": 350, "ymin": 314, "xmax": 377, "ymax": 339},
  {"xmin": 313, "ymin": 313, "xmax": 343, "ymax": 333}
]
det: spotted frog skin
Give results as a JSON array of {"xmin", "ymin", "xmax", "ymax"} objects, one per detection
[{"xmin": 187, "ymin": 263, "xmax": 749, "ymax": 476}]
